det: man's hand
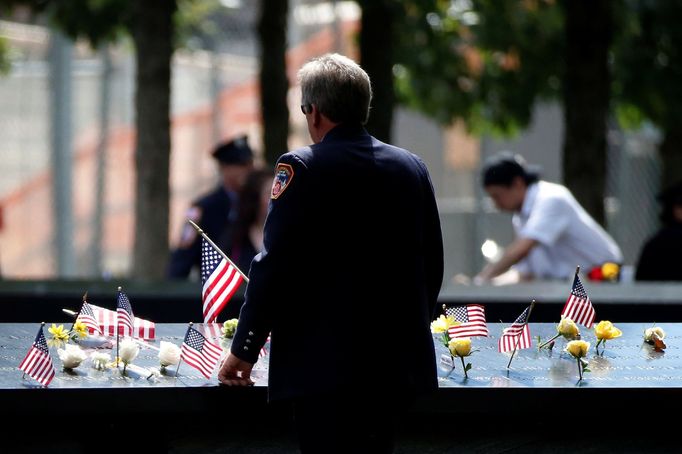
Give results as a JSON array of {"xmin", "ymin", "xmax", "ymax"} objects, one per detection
[{"xmin": 218, "ymin": 352, "xmax": 255, "ymax": 386}]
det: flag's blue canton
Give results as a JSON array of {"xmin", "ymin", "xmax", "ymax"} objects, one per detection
[
  {"xmin": 571, "ymin": 276, "xmax": 588, "ymax": 298},
  {"xmin": 118, "ymin": 292, "xmax": 133, "ymax": 316},
  {"xmin": 453, "ymin": 306, "xmax": 469, "ymax": 323},
  {"xmin": 35, "ymin": 328, "xmax": 49, "ymax": 354},
  {"xmin": 185, "ymin": 327, "xmax": 208, "ymax": 352},
  {"xmin": 515, "ymin": 307, "xmax": 529, "ymax": 325},
  {"xmin": 201, "ymin": 238, "xmax": 222, "ymax": 285},
  {"xmin": 81, "ymin": 302, "xmax": 95, "ymax": 317}
]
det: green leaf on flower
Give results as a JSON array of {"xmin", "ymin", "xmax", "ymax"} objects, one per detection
[{"xmin": 464, "ymin": 363, "xmax": 472, "ymax": 372}]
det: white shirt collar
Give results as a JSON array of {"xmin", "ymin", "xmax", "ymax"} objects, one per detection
[{"xmin": 519, "ymin": 181, "xmax": 540, "ymax": 218}]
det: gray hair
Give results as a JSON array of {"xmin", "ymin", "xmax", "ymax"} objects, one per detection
[{"xmin": 298, "ymin": 53, "xmax": 372, "ymax": 125}]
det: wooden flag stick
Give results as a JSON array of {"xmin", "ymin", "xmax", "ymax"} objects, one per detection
[
  {"xmin": 188, "ymin": 219, "xmax": 249, "ymax": 283},
  {"xmin": 507, "ymin": 299, "xmax": 537, "ymax": 369},
  {"xmin": 175, "ymin": 322, "xmax": 192, "ymax": 378},
  {"xmin": 69, "ymin": 292, "xmax": 87, "ymax": 333}
]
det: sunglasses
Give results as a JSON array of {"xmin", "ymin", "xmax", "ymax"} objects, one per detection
[{"xmin": 300, "ymin": 104, "xmax": 313, "ymax": 115}]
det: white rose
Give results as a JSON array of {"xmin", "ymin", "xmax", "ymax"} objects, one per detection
[
  {"xmin": 90, "ymin": 351, "xmax": 111, "ymax": 370},
  {"xmin": 158, "ymin": 341, "xmax": 181, "ymax": 367},
  {"xmin": 119, "ymin": 338, "xmax": 140, "ymax": 365},
  {"xmin": 57, "ymin": 344, "xmax": 87, "ymax": 369},
  {"xmin": 644, "ymin": 327, "xmax": 666, "ymax": 343}
]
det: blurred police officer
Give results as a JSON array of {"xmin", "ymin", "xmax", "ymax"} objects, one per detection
[
  {"xmin": 218, "ymin": 54, "xmax": 444, "ymax": 453},
  {"xmin": 167, "ymin": 136, "xmax": 254, "ymax": 279}
]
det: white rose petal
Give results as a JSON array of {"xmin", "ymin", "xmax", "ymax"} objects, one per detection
[
  {"xmin": 158, "ymin": 341, "xmax": 181, "ymax": 367},
  {"xmin": 90, "ymin": 351, "xmax": 111, "ymax": 370},
  {"xmin": 57, "ymin": 344, "xmax": 87, "ymax": 369},
  {"xmin": 119, "ymin": 338, "xmax": 140, "ymax": 364}
]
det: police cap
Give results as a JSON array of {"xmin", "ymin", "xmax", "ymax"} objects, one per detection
[{"xmin": 212, "ymin": 135, "xmax": 253, "ymax": 165}]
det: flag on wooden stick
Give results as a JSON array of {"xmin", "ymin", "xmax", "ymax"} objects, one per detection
[
  {"xmin": 18, "ymin": 324, "xmax": 55, "ymax": 386},
  {"xmin": 498, "ymin": 306, "xmax": 532, "ymax": 353},
  {"xmin": 180, "ymin": 325, "xmax": 223, "ymax": 379},
  {"xmin": 561, "ymin": 268, "xmax": 595, "ymax": 328},
  {"xmin": 200, "ymin": 237, "xmax": 245, "ymax": 323},
  {"xmin": 445, "ymin": 304, "xmax": 489, "ymax": 338}
]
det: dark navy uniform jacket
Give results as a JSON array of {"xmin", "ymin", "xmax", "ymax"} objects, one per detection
[
  {"xmin": 167, "ymin": 186, "xmax": 236, "ymax": 279},
  {"xmin": 231, "ymin": 124, "xmax": 444, "ymax": 401}
]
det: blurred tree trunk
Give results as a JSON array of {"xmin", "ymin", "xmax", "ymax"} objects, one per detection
[
  {"xmin": 131, "ymin": 0, "xmax": 176, "ymax": 279},
  {"xmin": 359, "ymin": 0, "xmax": 396, "ymax": 142},
  {"xmin": 660, "ymin": 128, "xmax": 682, "ymax": 191},
  {"xmin": 258, "ymin": 0, "xmax": 289, "ymax": 167},
  {"xmin": 561, "ymin": 0, "xmax": 611, "ymax": 225}
]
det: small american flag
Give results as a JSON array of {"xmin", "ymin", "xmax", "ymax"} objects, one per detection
[
  {"xmin": 116, "ymin": 290, "xmax": 135, "ymax": 336},
  {"xmin": 446, "ymin": 304, "xmax": 489, "ymax": 338},
  {"xmin": 77, "ymin": 301, "xmax": 103, "ymax": 335},
  {"xmin": 259, "ymin": 335, "xmax": 271, "ymax": 359},
  {"xmin": 88, "ymin": 303, "xmax": 155, "ymax": 339},
  {"xmin": 498, "ymin": 306, "xmax": 532, "ymax": 353},
  {"xmin": 561, "ymin": 272, "xmax": 595, "ymax": 328},
  {"xmin": 181, "ymin": 326, "xmax": 223, "ymax": 379},
  {"xmin": 201, "ymin": 238, "xmax": 244, "ymax": 323},
  {"xmin": 18, "ymin": 325, "xmax": 56, "ymax": 386}
]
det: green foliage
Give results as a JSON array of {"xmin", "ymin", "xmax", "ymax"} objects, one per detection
[
  {"xmin": 612, "ymin": 0, "xmax": 682, "ymax": 130},
  {"xmin": 0, "ymin": 36, "xmax": 11, "ymax": 75},
  {"xmin": 176, "ymin": 0, "xmax": 226, "ymax": 50},
  {"xmin": 394, "ymin": 0, "xmax": 564, "ymax": 135},
  {"xmin": 45, "ymin": 0, "xmax": 131, "ymax": 47}
]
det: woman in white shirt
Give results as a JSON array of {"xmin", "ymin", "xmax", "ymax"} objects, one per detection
[{"xmin": 474, "ymin": 151, "xmax": 623, "ymax": 283}]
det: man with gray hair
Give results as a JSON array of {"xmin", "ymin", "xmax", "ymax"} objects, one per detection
[{"xmin": 218, "ymin": 53, "xmax": 444, "ymax": 453}]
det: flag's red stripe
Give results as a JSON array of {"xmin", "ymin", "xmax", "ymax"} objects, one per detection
[{"xmin": 202, "ymin": 264, "xmax": 236, "ymax": 320}]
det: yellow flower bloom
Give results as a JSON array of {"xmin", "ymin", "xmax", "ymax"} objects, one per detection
[
  {"xmin": 644, "ymin": 327, "xmax": 666, "ymax": 343},
  {"xmin": 448, "ymin": 338, "xmax": 472, "ymax": 357},
  {"xmin": 565, "ymin": 340, "xmax": 590, "ymax": 359},
  {"xmin": 557, "ymin": 317, "xmax": 580, "ymax": 340},
  {"xmin": 47, "ymin": 324, "xmax": 70, "ymax": 348},
  {"xmin": 72, "ymin": 320, "xmax": 88, "ymax": 339},
  {"xmin": 430, "ymin": 315, "xmax": 458, "ymax": 334},
  {"xmin": 601, "ymin": 263, "xmax": 620, "ymax": 281},
  {"xmin": 594, "ymin": 321, "xmax": 622, "ymax": 341}
]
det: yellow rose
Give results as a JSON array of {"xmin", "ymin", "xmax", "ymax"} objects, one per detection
[
  {"xmin": 72, "ymin": 320, "xmax": 88, "ymax": 339},
  {"xmin": 565, "ymin": 340, "xmax": 590, "ymax": 359},
  {"xmin": 594, "ymin": 321, "xmax": 622, "ymax": 341},
  {"xmin": 644, "ymin": 327, "xmax": 666, "ymax": 343},
  {"xmin": 47, "ymin": 323, "xmax": 70, "ymax": 348},
  {"xmin": 557, "ymin": 317, "xmax": 580, "ymax": 340},
  {"xmin": 601, "ymin": 263, "xmax": 620, "ymax": 281},
  {"xmin": 448, "ymin": 338, "xmax": 472, "ymax": 357},
  {"xmin": 430, "ymin": 315, "xmax": 458, "ymax": 334}
]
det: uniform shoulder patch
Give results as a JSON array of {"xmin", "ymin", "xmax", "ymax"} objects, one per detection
[
  {"xmin": 178, "ymin": 206, "xmax": 202, "ymax": 248},
  {"xmin": 271, "ymin": 163, "xmax": 294, "ymax": 199}
]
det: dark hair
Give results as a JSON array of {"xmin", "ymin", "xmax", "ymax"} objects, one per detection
[
  {"xmin": 481, "ymin": 151, "xmax": 540, "ymax": 187},
  {"xmin": 659, "ymin": 181, "xmax": 682, "ymax": 225}
]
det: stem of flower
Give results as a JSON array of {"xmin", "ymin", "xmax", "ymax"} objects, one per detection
[
  {"xmin": 538, "ymin": 333, "xmax": 561, "ymax": 349},
  {"xmin": 577, "ymin": 358, "xmax": 583, "ymax": 381},
  {"xmin": 459, "ymin": 356, "xmax": 467, "ymax": 379}
]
